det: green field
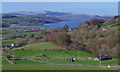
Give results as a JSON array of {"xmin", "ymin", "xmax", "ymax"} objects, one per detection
[
  {"xmin": 2, "ymin": 57, "xmax": 119, "ymax": 70},
  {"xmin": 3, "ymin": 48, "xmax": 119, "ymax": 66},
  {"xmin": 16, "ymin": 42, "xmax": 60, "ymax": 50},
  {"xmin": 2, "ymin": 41, "xmax": 119, "ymax": 70},
  {"xmin": 2, "ymin": 38, "xmax": 24, "ymax": 46},
  {"xmin": 2, "ymin": 57, "xmax": 10, "ymax": 64},
  {"xmin": 40, "ymin": 59, "xmax": 119, "ymax": 66},
  {"xmin": 2, "ymin": 64, "xmax": 118, "ymax": 70},
  {"xmin": 2, "ymin": 27, "xmax": 51, "ymax": 38},
  {"xmin": 14, "ymin": 59, "xmax": 46, "ymax": 64},
  {"xmin": 4, "ymin": 49, "xmax": 94, "ymax": 58},
  {"xmin": 4, "ymin": 50, "xmax": 71, "ymax": 58},
  {"xmin": 66, "ymin": 50, "xmax": 94, "ymax": 58}
]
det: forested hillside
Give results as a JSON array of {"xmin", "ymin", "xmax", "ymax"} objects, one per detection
[{"xmin": 44, "ymin": 16, "xmax": 120, "ymax": 59}]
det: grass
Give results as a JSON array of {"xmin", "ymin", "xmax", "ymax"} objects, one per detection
[
  {"xmin": 67, "ymin": 32, "xmax": 72, "ymax": 35},
  {"xmin": 14, "ymin": 59, "xmax": 46, "ymax": 64},
  {"xmin": 2, "ymin": 39, "xmax": 23, "ymax": 43},
  {"xmin": 2, "ymin": 64, "xmax": 118, "ymax": 70},
  {"xmin": 4, "ymin": 49, "xmax": 94, "ymax": 58},
  {"xmin": 66, "ymin": 50, "xmax": 95, "ymax": 58},
  {"xmin": 16, "ymin": 42, "xmax": 60, "ymax": 50},
  {"xmin": 2, "ymin": 38, "xmax": 24, "ymax": 46},
  {"xmin": 2, "ymin": 27, "xmax": 51, "ymax": 38},
  {"xmin": 2, "ymin": 57, "xmax": 10, "ymax": 64},
  {"xmin": 4, "ymin": 50, "xmax": 70, "ymax": 58},
  {"xmin": 40, "ymin": 59, "xmax": 119, "ymax": 66},
  {"xmin": 4, "ymin": 49, "xmax": 118, "ymax": 66},
  {"xmin": 2, "ymin": 57, "xmax": 119, "ymax": 70}
]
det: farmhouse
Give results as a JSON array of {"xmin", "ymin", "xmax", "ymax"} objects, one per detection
[{"xmin": 101, "ymin": 28, "xmax": 108, "ymax": 31}]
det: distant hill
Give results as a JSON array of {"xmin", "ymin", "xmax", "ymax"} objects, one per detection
[
  {"xmin": 60, "ymin": 14, "xmax": 113, "ymax": 22},
  {"xmin": 2, "ymin": 15, "xmax": 62, "ymax": 27},
  {"xmin": 3, "ymin": 11, "xmax": 72, "ymax": 16},
  {"xmin": 2, "ymin": 11, "xmax": 113, "ymax": 27},
  {"xmin": 3, "ymin": 11, "xmax": 113, "ymax": 18}
]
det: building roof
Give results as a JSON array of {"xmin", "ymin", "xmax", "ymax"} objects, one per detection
[{"xmin": 97, "ymin": 56, "xmax": 112, "ymax": 60}]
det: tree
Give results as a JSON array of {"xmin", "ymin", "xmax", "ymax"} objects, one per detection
[
  {"xmin": 25, "ymin": 34, "xmax": 34, "ymax": 39},
  {"xmin": 15, "ymin": 40, "xmax": 27, "ymax": 47},
  {"xmin": 85, "ymin": 18, "xmax": 105, "ymax": 25},
  {"xmin": 63, "ymin": 25, "xmax": 69, "ymax": 32},
  {"xmin": 55, "ymin": 32, "xmax": 72, "ymax": 48},
  {"xmin": 45, "ymin": 32, "xmax": 72, "ymax": 49}
]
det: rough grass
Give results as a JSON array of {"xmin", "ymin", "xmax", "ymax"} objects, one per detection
[
  {"xmin": 4, "ymin": 49, "xmax": 94, "ymax": 58},
  {"xmin": 2, "ymin": 57, "xmax": 10, "ymax": 64},
  {"xmin": 2, "ymin": 64, "xmax": 118, "ymax": 70},
  {"xmin": 4, "ymin": 50, "xmax": 69, "ymax": 58},
  {"xmin": 4, "ymin": 49, "xmax": 118, "ymax": 66},
  {"xmin": 66, "ymin": 50, "xmax": 95, "ymax": 58},
  {"xmin": 2, "ymin": 27, "xmax": 51, "ymax": 38},
  {"xmin": 2, "ymin": 39, "xmax": 24, "ymax": 46},
  {"xmin": 16, "ymin": 42, "xmax": 59, "ymax": 50},
  {"xmin": 14, "ymin": 59, "xmax": 46, "ymax": 64},
  {"xmin": 40, "ymin": 59, "xmax": 119, "ymax": 66}
]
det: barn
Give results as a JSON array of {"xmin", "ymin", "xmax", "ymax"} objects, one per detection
[{"xmin": 97, "ymin": 56, "xmax": 112, "ymax": 61}]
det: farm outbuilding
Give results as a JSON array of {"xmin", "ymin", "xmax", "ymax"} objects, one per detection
[
  {"xmin": 67, "ymin": 58, "xmax": 76, "ymax": 62},
  {"xmin": 97, "ymin": 56, "xmax": 112, "ymax": 61},
  {"xmin": 5, "ymin": 45, "xmax": 11, "ymax": 49}
]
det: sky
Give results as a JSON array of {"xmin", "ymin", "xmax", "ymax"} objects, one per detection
[
  {"xmin": 2, "ymin": 2, "xmax": 118, "ymax": 16},
  {"xmin": 2, "ymin": 0, "xmax": 119, "ymax": 2}
]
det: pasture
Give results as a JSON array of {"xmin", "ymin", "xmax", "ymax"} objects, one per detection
[
  {"xmin": 3, "ymin": 48, "xmax": 119, "ymax": 66},
  {"xmin": 2, "ymin": 64, "xmax": 118, "ymax": 70},
  {"xmin": 40, "ymin": 59, "xmax": 119, "ymax": 66},
  {"xmin": 2, "ymin": 27, "xmax": 51, "ymax": 38},
  {"xmin": 16, "ymin": 42, "xmax": 60, "ymax": 50},
  {"xmin": 2, "ymin": 46, "xmax": 119, "ymax": 70},
  {"xmin": 2, "ymin": 38, "xmax": 24, "ymax": 46},
  {"xmin": 14, "ymin": 59, "xmax": 46, "ymax": 64},
  {"xmin": 2, "ymin": 57, "xmax": 10, "ymax": 64},
  {"xmin": 4, "ymin": 49, "xmax": 95, "ymax": 58}
]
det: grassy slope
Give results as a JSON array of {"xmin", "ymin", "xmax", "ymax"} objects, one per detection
[
  {"xmin": 2, "ymin": 64, "xmax": 118, "ymax": 70},
  {"xmin": 16, "ymin": 42, "xmax": 59, "ymax": 50},
  {"xmin": 4, "ymin": 49, "xmax": 94, "ymax": 58},
  {"xmin": 14, "ymin": 59, "xmax": 46, "ymax": 64},
  {"xmin": 40, "ymin": 59, "xmax": 119, "ymax": 66},
  {"xmin": 4, "ymin": 50, "xmax": 69, "ymax": 58},
  {"xmin": 4, "ymin": 49, "xmax": 119, "ymax": 66},
  {"xmin": 2, "ymin": 57, "xmax": 10, "ymax": 64},
  {"xmin": 2, "ymin": 27, "xmax": 50, "ymax": 38},
  {"xmin": 66, "ymin": 50, "xmax": 94, "ymax": 58}
]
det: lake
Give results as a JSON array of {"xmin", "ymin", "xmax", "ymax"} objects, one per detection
[{"xmin": 12, "ymin": 21, "xmax": 81, "ymax": 28}]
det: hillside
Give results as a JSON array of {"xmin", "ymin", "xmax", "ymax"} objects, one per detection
[
  {"xmin": 69, "ymin": 16, "xmax": 120, "ymax": 58},
  {"xmin": 2, "ymin": 15, "xmax": 62, "ymax": 27}
]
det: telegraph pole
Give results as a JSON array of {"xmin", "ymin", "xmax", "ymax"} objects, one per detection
[
  {"xmin": 11, "ymin": 43, "xmax": 14, "ymax": 63},
  {"xmin": 99, "ymin": 53, "xmax": 101, "ymax": 66},
  {"xmin": 78, "ymin": 50, "xmax": 79, "ymax": 58}
]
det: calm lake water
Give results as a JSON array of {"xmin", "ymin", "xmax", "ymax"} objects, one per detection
[{"xmin": 13, "ymin": 21, "xmax": 81, "ymax": 28}]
